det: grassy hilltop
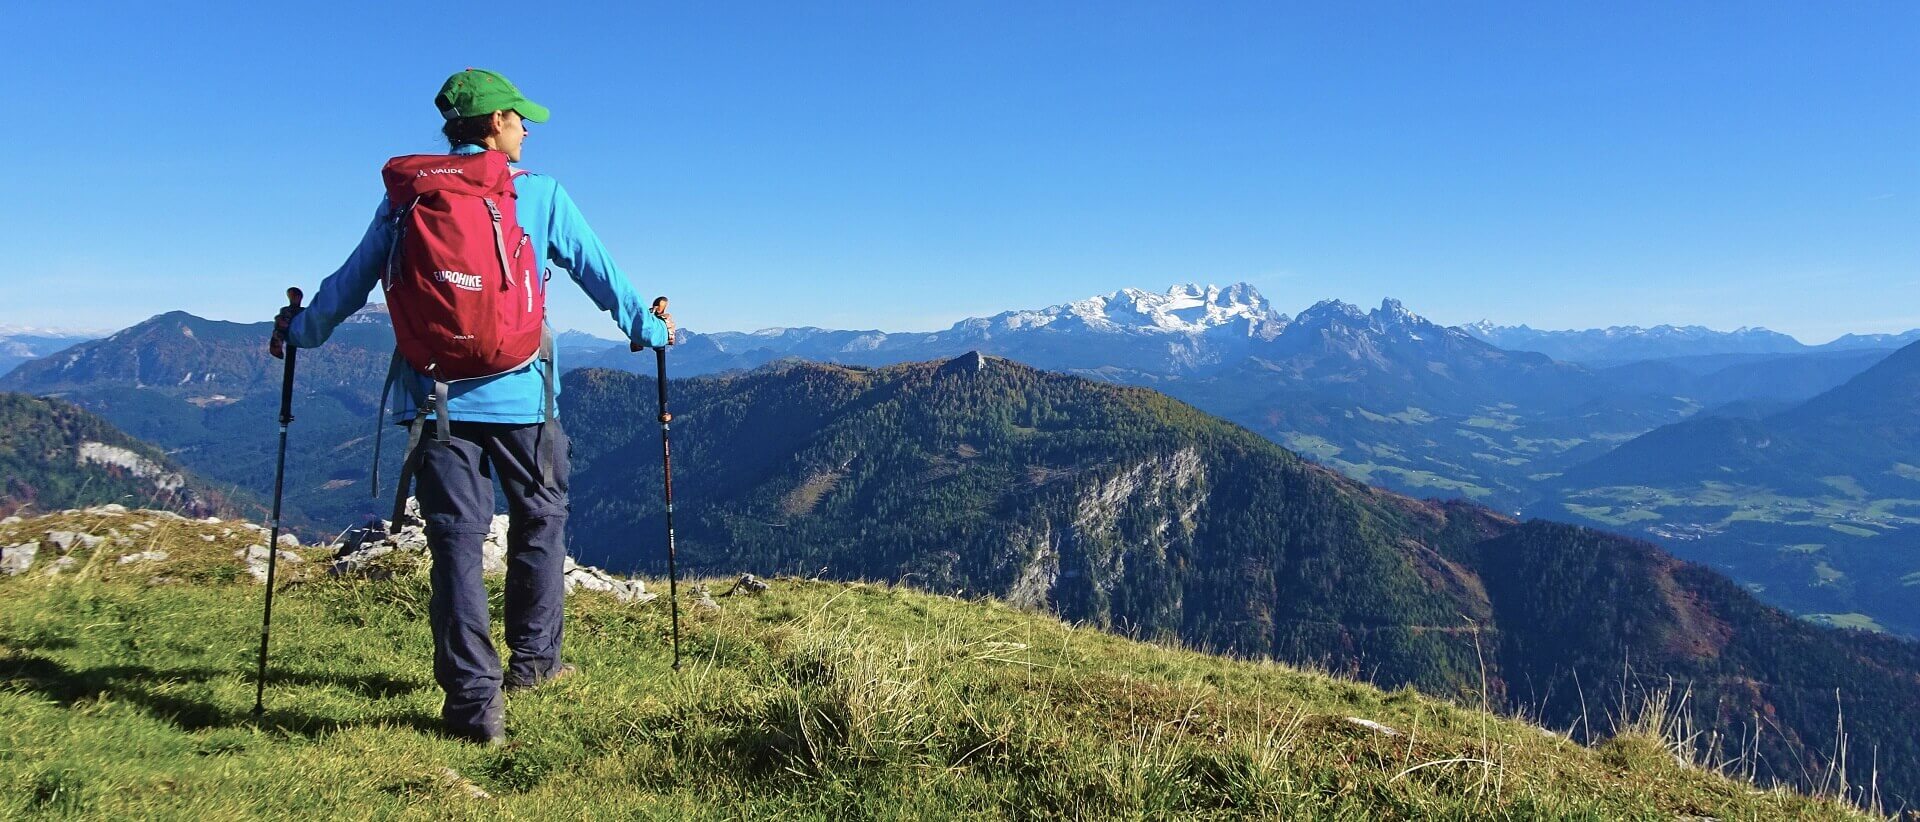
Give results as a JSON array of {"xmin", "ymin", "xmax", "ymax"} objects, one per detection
[{"xmin": 0, "ymin": 509, "xmax": 1881, "ymax": 820}]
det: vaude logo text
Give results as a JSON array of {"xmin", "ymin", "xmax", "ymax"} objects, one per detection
[
  {"xmin": 432, "ymin": 270, "xmax": 484, "ymax": 292},
  {"xmin": 416, "ymin": 167, "xmax": 466, "ymax": 177}
]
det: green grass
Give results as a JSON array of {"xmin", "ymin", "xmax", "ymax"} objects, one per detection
[
  {"xmin": 1333, "ymin": 463, "xmax": 1495, "ymax": 499},
  {"xmin": 1819, "ymin": 476, "xmax": 1869, "ymax": 499},
  {"xmin": 0, "ymin": 510, "xmax": 1869, "ymax": 820},
  {"xmin": 1387, "ymin": 408, "xmax": 1437, "ymax": 425},
  {"xmin": 1353, "ymin": 407, "xmax": 1436, "ymax": 426},
  {"xmin": 1810, "ymin": 561, "xmax": 1847, "ymax": 586},
  {"xmin": 1803, "ymin": 614, "xmax": 1887, "ymax": 633},
  {"xmin": 1559, "ymin": 505, "xmax": 1660, "ymax": 528},
  {"xmin": 1562, "ymin": 484, "xmax": 1920, "ymax": 533},
  {"xmin": 1278, "ymin": 433, "xmax": 1342, "ymax": 461}
]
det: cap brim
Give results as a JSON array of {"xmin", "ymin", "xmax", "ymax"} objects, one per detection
[{"xmin": 514, "ymin": 99, "xmax": 550, "ymax": 123}]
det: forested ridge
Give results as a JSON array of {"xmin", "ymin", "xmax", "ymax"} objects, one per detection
[{"xmin": 0, "ymin": 392, "xmax": 247, "ymax": 518}]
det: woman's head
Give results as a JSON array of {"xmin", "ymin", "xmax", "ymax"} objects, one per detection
[{"xmin": 434, "ymin": 69, "xmax": 548, "ymax": 161}]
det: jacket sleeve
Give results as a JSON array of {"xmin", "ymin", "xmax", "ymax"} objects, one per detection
[
  {"xmin": 288, "ymin": 198, "xmax": 392, "ymax": 349},
  {"xmin": 545, "ymin": 182, "xmax": 669, "ymax": 348}
]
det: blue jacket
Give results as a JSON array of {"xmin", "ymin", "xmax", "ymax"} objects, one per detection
[{"xmin": 289, "ymin": 144, "xmax": 668, "ymax": 423}]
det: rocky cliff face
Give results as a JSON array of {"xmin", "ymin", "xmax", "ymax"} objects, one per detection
[
  {"xmin": 1043, "ymin": 447, "xmax": 1206, "ymax": 634},
  {"xmin": 1000, "ymin": 448, "xmax": 1207, "ymax": 624}
]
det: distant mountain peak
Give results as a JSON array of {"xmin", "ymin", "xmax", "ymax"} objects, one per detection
[
  {"xmin": 965, "ymin": 282, "xmax": 1289, "ymax": 338},
  {"xmin": 938, "ymin": 350, "xmax": 991, "ymax": 376},
  {"xmin": 1375, "ymin": 298, "xmax": 1425, "ymax": 326},
  {"xmin": 1296, "ymin": 299, "xmax": 1366, "ymax": 323},
  {"xmin": 0, "ymin": 323, "xmax": 111, "ymax": 337}
]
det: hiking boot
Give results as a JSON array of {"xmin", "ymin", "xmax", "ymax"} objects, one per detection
[
  {"xmin": 446, "ymin": 720, "xmax": 505, "ymax": 746},
  {"xmin": 444, "ymin": 695, "xmax": 505, "ymax": 745},
  {"xmin": 504, "ymin": 662, "xmax": 577, "ymax": 693}
]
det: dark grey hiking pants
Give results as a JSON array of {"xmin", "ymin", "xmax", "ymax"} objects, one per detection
[{"xmin": 412, "ymin": 420, "xmax": 570, "ymax": 736}]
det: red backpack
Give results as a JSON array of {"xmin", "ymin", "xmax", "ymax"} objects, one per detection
[
  {"xmin": 370, "ymin": 151, "xmax": 558, "ymax": 523},
  {"xmin": 379, "ymin": 150, "xmax": 544, "ymax": 379}
]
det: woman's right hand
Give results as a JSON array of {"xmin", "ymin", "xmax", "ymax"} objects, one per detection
[{"xmin": 269, "ymin": 302, "xmax": 303, "ymax": 359}]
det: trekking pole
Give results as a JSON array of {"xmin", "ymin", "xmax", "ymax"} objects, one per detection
[
  {"xmin": 634, "ymin": 296, "xmax": 682, "ymax": 671},
  {"xmin": 254, "ymin": 287, "xmax": 302, "ymax": 716}
]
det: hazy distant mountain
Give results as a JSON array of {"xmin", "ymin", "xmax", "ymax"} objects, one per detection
[
  {"xmin": 1459, "ymin": 320, "xmax": 1920, "ymax": 366},
  {"xmin": 0, "ymin": 326, "xmax": 102, "ymax": 378},
  {"xmin": 1593, "ymin": 348, "xmax": 1894, "ymax": 406},
  {"xmin": 0, "ymin": 310, "xmax": 390, "ymax": 400},
  {"xmin": 1561, "ymin": 340, "xmax": 1920, "ymax": 499},
  {"xmin": 1545, "ymin": 340, "xmax": 1920, "ymax": 635},
  {"xmin": 1458, "ymin": 322, "xmax": 1808, "ymax": 365},
  {"xmin": 1819, "ymin": 329, "xmax": 1920, "ymax": 351}
]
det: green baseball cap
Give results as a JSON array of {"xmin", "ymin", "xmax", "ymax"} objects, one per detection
[{"xmin": 435, "ymin": 68, "xmax": 550, "ymax": 123}]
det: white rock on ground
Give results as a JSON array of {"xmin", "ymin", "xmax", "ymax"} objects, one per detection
[
  {"xmin": 2, "ymin": 543, "xmax": 38, "ymax": 576},
  {"xmin": 44, "ymin": 531, "xmax": 104, "ymax": 554},
  {"xmin": 1345, "ymin": 717, "xmax": 1402, "ymax": 737},
  {"xmin": 238, "ymin": 545, "xmax": 302, "ymax": 582},
  {"xmin": 117, "ymin": 550, "xmax": 169, "ymax": 565},
  {"xmin": 331, "ymin": 502, "xmax": 654, "ymax": 603}
]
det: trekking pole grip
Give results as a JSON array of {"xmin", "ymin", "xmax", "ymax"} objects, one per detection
[
  {"xmin": 278, "ymin": 288, "xmax": 302, "ymax": 426},
  {"xmin": 631, "ymin": 296, "xmax": 672, "ymax": 423}
]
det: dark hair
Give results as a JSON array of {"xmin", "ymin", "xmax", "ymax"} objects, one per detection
[{"xmin": 441, "ymin": 113, "xmax": 497, "ymax": 149}]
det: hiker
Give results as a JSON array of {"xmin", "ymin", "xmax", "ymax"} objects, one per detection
[{"xmin": 269, "ymin": 68, "xmax": 674, "ymax": 744}]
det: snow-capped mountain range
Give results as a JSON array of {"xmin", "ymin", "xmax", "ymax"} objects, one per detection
[
  {"xmin": 953, "ymin": 282, "xmax": 1289, "ymax": 338},
  {"xmin": 564, "ymin": 283, "xmax": 1496, "ymax": 379}
]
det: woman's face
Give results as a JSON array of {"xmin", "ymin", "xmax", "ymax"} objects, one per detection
[{"xmin": 489, "ymin": 110, "xmax": 528, "ymax": 162}]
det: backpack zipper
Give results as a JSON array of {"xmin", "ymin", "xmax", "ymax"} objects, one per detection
[{"xmin": 515, "ymin": 235, "xmax": 533, "ymax": 313}]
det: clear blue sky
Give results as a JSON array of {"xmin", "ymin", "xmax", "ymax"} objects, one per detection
[{"xmin": 7, "ymin": 2, "xmax": 1916, "ymax": 342}]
